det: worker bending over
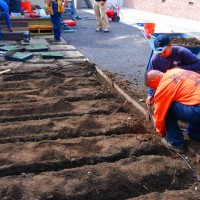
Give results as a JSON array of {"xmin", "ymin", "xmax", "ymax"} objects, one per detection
[
  {"xmin": 93, "ymin": 0, "xmax": 110, "ymax": 32},
  {"xmin": 0, "ymin": 0, "xmax": 12, "ymax": 32},
  {"xmin": 145, "ymin": 68, "xmax": 200, "ymax": 153},
  {"xmin": 146, "ymin": 34, "xmax": 200, "ymax": 107}
]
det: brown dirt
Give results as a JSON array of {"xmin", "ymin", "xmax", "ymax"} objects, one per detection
[
  {"xmin": 0, "ymin": 38, "xmax": 200, "ymax": 200},
  {"xmin": 170, "ymin": 37, "xmax": 200, "ymax": 47}
]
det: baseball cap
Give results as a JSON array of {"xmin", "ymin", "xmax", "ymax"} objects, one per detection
[{"xmin": 154, "ymin": 34, "xmax": 171, "ymax": 53}]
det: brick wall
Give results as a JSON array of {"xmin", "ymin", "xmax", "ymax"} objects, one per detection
[{"xmin": 124, "ymin": 0, "xmax": 200, "ymax": 20}]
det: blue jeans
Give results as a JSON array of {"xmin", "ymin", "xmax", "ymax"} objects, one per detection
[
  {"xmin": 50, "ymin": 2, "xmax": 61, "ymax": 41},
  {"xmin": 165, "ymin": 101, "xmax": 200, "ymax": 147}
]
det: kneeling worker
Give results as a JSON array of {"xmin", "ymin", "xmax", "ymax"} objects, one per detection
[{"xmin": 145, "ymin": 68, "xmax": 200, "ymax": 153}]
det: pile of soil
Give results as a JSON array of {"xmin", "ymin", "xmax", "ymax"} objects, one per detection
[
  {"xmin": 0, "ymin": 38, "xmax": 200, "ymax": 199},
  {"xmin": 171, "ymin": 37, "xmax": 200, "ymax": 47}
]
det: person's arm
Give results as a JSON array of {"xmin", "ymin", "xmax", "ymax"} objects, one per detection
[
  {"xmin": 178, "ymin": 47, "xmax": 200, "ymax": 73},
  {"xmin": 4, "ymin": 9, "xmax": 12, "ymax": 31},
  {"xmin": 146, "ymin": 56, "xmax": 157, "ymax": 106},
  {"xmin": 0, "ymin": 1, "xmax": 12, "ymax": 30},
  {"xmin": 146, "ymin": 88, "xmax": 154, "ymax": 107},
  {"xmin": 153, "ymin": 83, "xmax": 174, "ymax": 136}
]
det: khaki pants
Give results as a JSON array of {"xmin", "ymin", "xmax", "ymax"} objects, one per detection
[{"xmin": 93, "ymin": 1, "xmax": 110, "ymax": 29}]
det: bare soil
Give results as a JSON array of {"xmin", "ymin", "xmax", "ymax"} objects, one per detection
[
  {"xmin": 0, "ymin": 37, "xmax": 200, "ymax": 200},
  {"xmin": 171, "ymin": 37, "xmax": 200, "ymax": 46}
]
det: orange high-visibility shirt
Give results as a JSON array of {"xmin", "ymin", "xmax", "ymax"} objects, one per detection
[{"xmin": 153, "ymin": 68, "xmax": 200, "ymax": 136}]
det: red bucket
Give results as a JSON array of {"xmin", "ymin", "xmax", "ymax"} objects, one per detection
[
  {"xmin": 21, "ymin": 2, "xmax": 32, "ymax": 13},
  {"xmin": 144, "ymin": 23, "xmax": 155, "ymax": 39}
]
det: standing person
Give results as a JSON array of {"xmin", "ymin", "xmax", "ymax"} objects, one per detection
[
  {"xmin": 93, "ymin": 0, "xmax": 110, "ymax": 33},
  {"xmin": 45, "ymin": 0, "xmax": 67, "ymax": 42},
  {"xmin": 146, "ymin": 34, "xmax": 200, "ymax": 107},
  {"xmin": 145, "ymin": 68, "xmax": 200, "ymax": 153},
  {"xmin": 0, "ymin": 0, "xmax": 12, "ymax": 32}
]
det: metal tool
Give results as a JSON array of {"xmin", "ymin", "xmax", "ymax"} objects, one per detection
[
  {"xmin": 148, "ymin": 105, "xmax": 156, "ymax": 129},
  {"xmin": 177, "ymin": 152, "xmax": 200, "ymax": 182},
  {"xmin": 147, "ymin": 91, "xmax": 156, "ymax": 129}
]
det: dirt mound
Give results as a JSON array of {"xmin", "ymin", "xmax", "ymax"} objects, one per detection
[
  {"xmin": 0, "ymin": 41, "xmax": 199, "ymax": 199},
  {"xmin": 42, "ymin": 86, "xmax": 66, "ymax": 97},
  {"xmin": 171, "ymin": 37, "xmax": 200, "ymax": 46},
  {"xmin": 37, "ymin": 98, "xmax": 74, "ymax": 113}
]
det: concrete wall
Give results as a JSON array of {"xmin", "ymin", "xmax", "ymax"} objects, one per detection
[{"xmin": 124, "ymin": 0, "xmax": 200, "ymax": 20}]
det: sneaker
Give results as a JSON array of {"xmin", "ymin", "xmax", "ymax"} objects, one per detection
[
  {"xmin": 96, "ymin": 27, "xmax": 102, "ymax": 32},
  {"xmin": 161, "ymin": 137, "xmax": 186, "ymax": 153},
  {"xmin": 102, "ymin": 27, "xmax": 110, "ymax": 33}
]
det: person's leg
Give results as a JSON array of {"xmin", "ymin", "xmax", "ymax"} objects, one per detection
[
  {"xmin": 50, "ymin": 14, "xmax": 56, "ymax": 38},
  {"xmin": 99, "ymin": 2, "xmax": 110, "ymax": 30},
  {"xmin": 186, "ymin": 124, "xmax": 200, "ymax": 141},
  {"xmin": 165, "ymin": 102, "xmax": 185, "ymax": 148},
  {"xmin": 51, "ymin": 13, "xmax": 61, "ymax": 41},
  {"xmin": 51, "ymin": 3, "xmax": 61, "ymax": 41},
  {"xmin": 166, "ymin": 102, "xmax": 200, "ymax": 146},
  {"xmin": 55, "ymin": 13, "xmax": 61, "ymax": 40},
  {"xmin": 93, "ymin": 1, "xmax": 102, "ymax": 29},
  {"xmin": 184, "ymin": 105, "xmax": 200, "ymax": 141}
]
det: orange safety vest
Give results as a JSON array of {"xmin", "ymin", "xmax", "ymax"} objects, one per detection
[
  {"xmin": 153, "ymin": 68, "xmax": 200, "ymax": 136},
  {"xmin": 45, "ymin": 0, "xmax": 65, "ymax": 15}
]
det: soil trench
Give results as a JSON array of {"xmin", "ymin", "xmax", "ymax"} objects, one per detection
[{"xmin": 0, "ymin": 37, "xmax": 199, "ymax": 200}]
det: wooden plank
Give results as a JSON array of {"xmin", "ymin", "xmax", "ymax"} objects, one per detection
[
  {"xmin": 0, "ymin": 69, "xmax": 11, "ymax": 75},
  {"xmin": 95, "ymin": 66, "xmax": 147, "ymax": 116},
  {"xmin": 0, "ymin": 20, "xmax": 28, "ymax": 32},
  {"xmin": 2, "ymin": 27, "xmax": 28, "ymax": 31},
  {"xmin": 27, "ymin": 19, "xmax": 52, "ymax": 26},
  {"xmin": 29, "ymin": 25, "xmax": 53, "ymax": 35},
  {"xmin": 28, "ymin": 25, "xmax": 53, "ymax": 31},
  {"xmin": 2, "ymin": 32, "xmax": 24, "ymax": 41},
  {"xmin": 0, "ymin": 21, "xmax": 28, "ymax": 27}
]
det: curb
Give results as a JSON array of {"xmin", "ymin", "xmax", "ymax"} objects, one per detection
[{"xmin": 95, "ymin": 66, "xmax": 147, "ymax": 116}]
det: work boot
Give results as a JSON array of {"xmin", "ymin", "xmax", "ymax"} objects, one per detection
[
  {"xmin": 102, "ymin": 27, "xmax": 110, "ymax": 33},
  {"xmin": 96, "ymin": 27, "xmax": 102, "ymax": 32},
  {"xmin": 161, "ymin": 137, "xmax": 186, "ymax": 153}
]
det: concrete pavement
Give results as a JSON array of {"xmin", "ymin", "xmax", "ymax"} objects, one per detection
[
  {"xmin": 62, "ymin": 8, "xmax": 200, "ymax": 92},
  {"xmin": 83, "ymin": 7, "xmax": 200, "ymax": 39}
]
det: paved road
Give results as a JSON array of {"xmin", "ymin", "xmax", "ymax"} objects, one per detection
[
  {"xmin": 62, "ymin": 10, "xmax": 151, "ymax": 90},
  {"xmin": 62, "ymin": 9, "xmax": 200, "ymax": 90}
]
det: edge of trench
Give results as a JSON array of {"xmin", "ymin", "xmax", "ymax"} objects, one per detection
[
  {"xmin": 95, "ymin": 66, "xmax": 147, "ymax": 116},
  {"xmin": 95, "ymin": 66, "xmax": 200, "ymax": 160}
]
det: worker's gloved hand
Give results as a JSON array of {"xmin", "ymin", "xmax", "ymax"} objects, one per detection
[
  {"xmin": 8, "ymin": 28, "xmax": 13, "ymax": 32},
  {"xmin": 101, "ymin": 1, "xmax": 105, "ymax": 6},
  {"xmin": 146, "ymin": 96, "xmax": 154, "ymax": 108}
]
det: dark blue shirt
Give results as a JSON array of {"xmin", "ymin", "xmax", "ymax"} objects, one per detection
[{"xmin": 148, "ymin": 46, "xmax": 200, "ymax": 97}]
